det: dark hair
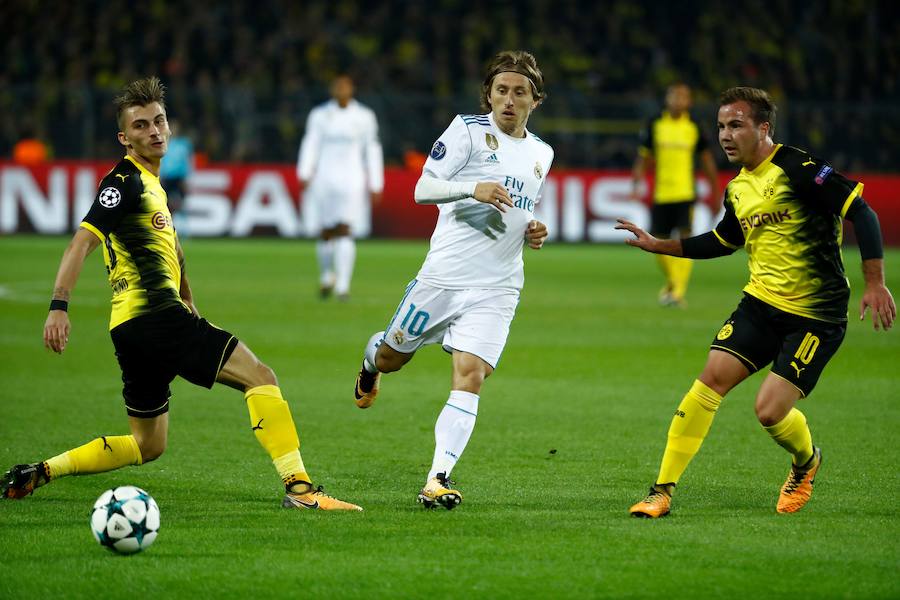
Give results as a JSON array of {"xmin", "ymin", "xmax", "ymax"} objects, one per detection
[
  {"xmin": 114, "ymin": 77, "xmax": 166, "ymax": 129},
  {"xmin": 719, "ymin": 86, "xmax": 777, "ymax": 134},
  {"xmin": 480, "ymin": 50, "xmax": 545, "ymax": 112}
]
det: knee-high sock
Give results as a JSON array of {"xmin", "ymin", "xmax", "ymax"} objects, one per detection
[
  {"xmin": 316, "ymin": 239, "xmax": 335, "ymax": 287},
  {"xmin": 245, "ymin": 385, "xmax": 309, "ymax": 489},
  {"xmin": 363, "ymin": 331, "xmax": 385, "ymax": 373},
  {"xmin": 428, "ymin": 391, "xmax": 478, "ymax": 481},
  {"xmin": 669, "ymin": 257, "xmax": 693, "ymax": 300},
  {"xmin": 333, "ymin": 237, "xmax": 356, "ymax": 295},
  {"xmin": 657, "ymin": 380, "xmax": 722, "ymax": 485},
  {"xmin": 764, "ymin": 408, "xmax": 814, "ymax": 466},
  {"xmin": 44, "ymin": 435, "xmax": 142, "ymax": 480}
]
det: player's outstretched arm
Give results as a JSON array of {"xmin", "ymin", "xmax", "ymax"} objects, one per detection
[
  {"xmin": 525, "ymin": 220, "xmax": 548, "ymax": 249},
  {"xmin": 44, "ymin": 228, "xmax": 100, "ymax": 354},
  {"xmin": 614, "ymin": 219, "xmax": 684, "ymax": 256},
  {"xmin": 860, "ymin": 258, "xmax": 895, "ymax": 331}
]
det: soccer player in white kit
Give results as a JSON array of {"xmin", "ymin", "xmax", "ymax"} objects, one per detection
[
  {"xmin": 297, "ymin": 74, "xmax": 384, "ymax": 300},
  {"xmin": 353, "ymin": 51, "xmax": 553, "ymax": 509}
]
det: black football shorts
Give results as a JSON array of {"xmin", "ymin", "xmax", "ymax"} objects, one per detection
[
  {"xmin": 710, "ymin": 294, "xmax": 846, "ymax": 396},
  {"xmin": 110, "ymin": 306, "xmax": 239, "ymax": 417}
]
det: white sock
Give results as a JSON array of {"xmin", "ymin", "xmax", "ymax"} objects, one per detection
[
  {"xmin": 363, "ymin": 331, "xmax": 384, "ymax": 373},
  {"xmin": 428, "ymin": 390, "xmax": 479, "ymax": 481},
  {"xmin": 316, "ymin": 239, "xmax": 335, "ymax": 287},
  {"xmin": 333, "ymin": 237, "xmax": 356, "ymax": 295}
]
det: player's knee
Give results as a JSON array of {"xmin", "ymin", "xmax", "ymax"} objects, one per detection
[{"xmin": 754, "ymin": 401, "xmax": 783, "ymax": 427}]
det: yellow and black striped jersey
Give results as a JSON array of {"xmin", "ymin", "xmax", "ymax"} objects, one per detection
[
  {"xmin": 638, "ymin": 111, "xmax": 709, "ymax": 204},
  {"xmin": 712, "ymin": 145, "xmax": 863, "ymax": 323},
  {"xmin": 81, "ymin": 155, "xmax": 185, "ymax": 330}
]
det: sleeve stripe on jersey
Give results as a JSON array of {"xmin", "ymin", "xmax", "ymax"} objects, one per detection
[
  {"xmin": 461, "ymin": 114, "xmax": 490, "ymax": 126},
  {"xmin": 840, "ymin": 182, "xmax": 865, "ymax": 218},
  {"xmin": 713, "ymin": 229, "xmax": 740, "ymax": 250},
  {"xmin": 80, "ymin": 221, "xmax": 105, "ymax": 241}
]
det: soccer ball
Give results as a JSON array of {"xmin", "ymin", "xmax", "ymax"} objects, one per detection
[{"xmin": 90, "ymin": 486, "xmax": 160, "ymax": 554}]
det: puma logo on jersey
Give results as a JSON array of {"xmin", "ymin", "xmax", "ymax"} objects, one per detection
[
  {"xmin": 802, "ymin": 159, "xmax": 815, "ymax": 167},
  {"xmin": 252, "ymin": 419, "xmax": 264, "ymax": 431},
  {"xmin": 790, "ymin": 361, "xmax": 806, "ymax": 378},
  {"xmin": 115, "ymin": 174, "xmax": 129, "ymax": 181}
]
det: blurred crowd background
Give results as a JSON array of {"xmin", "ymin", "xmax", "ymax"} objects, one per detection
[{"xmin": 2, "ymin": 0, "xmax": 897, "ymax": 171}]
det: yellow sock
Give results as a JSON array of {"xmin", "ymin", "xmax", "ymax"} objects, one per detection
[
  {"xmin": 656, "ymin": 254, "xmax": 675, "ymax": 290},
  {"xmin": 657, "ymin": 380, "xmax": 722, "ymax": 485},
  {"xmin": 245, "ymin": 385, "xmax": 310, "ymax": 488},
  {"xmin": 764, "ymin": 408, "xmax": 814, "ymax": 466},
  {"xmin": 44, "ymin": 435, "xmax": 142, "ymax": 479},
  {"xmin": 669, "ymin": 257, "xmax": 693, "ymax": 300}
]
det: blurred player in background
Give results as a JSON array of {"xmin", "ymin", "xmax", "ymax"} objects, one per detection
[
  {"xmin": 2, "ymin": 77, "xmax": 361, "ymax": 511},
  {"xmin": 159, "ymin": 119, "xmax": 194, "ymax": 237},
  {"xmin": 297, "ymin": 74, "xmax": 383, "ymax": 301},
  {"xmin": 618, "ymin": 86, "xmax": 895, "ymax": 518},
  {"xmin": 632, "ymin": 82, "xmax": 719, "ymax": 307},
  {"xmin": 353, "ymin": 50, "xmax": 553, "ymax": 509}
]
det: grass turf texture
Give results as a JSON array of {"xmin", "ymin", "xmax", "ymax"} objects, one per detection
[{"xmin": 1, "ymin": 235, "xmax": 897, "ymax": 598}]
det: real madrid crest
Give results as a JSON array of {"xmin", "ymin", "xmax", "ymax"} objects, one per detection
[
  {"xmin": 534, "ymin": 162, "xmax": 543, "ymax": 179},
  {"xmin": 485, "ymin": 133, "xmax": 499, "ymax": 151}
]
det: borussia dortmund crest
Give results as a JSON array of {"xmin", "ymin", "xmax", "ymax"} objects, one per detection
[
  {"xmin": 716, "ymin": 323, "xmax": 734, "ymax": 340},
  {"xmin": 534, "ymin": 162, "xmax": 543, "ymax": 179},
  {"xmin": 485, "ymin": 133, "xmax": 499, "ymax": 150}
]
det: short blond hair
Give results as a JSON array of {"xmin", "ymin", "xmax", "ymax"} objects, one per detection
[{"xmin": 114, "ymin": 77, "xmax": 166, "ymax": 129}]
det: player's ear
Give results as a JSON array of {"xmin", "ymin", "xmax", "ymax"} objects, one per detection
[{"xmin": 117, "ymin": 131, "xmax": 130, "ymax": 148}]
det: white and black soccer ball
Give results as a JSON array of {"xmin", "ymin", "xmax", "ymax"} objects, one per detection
[{"xmin": 90, "ymin": 486, "xmax": 159, "ymax": 554}]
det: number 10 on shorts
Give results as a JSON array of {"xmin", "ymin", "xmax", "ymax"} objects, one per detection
[
  {"xmin": 793, "ymin": 332, "xmax": 820, "ymax": 365},
  {"xmin": 400, "ymin": 303, "xmax": 431, "ymax": 336}
]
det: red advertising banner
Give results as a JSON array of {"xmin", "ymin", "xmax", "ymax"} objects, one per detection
[{"xmin": 1, "ymin": 161, "xmax": 897, "ymax": 244}]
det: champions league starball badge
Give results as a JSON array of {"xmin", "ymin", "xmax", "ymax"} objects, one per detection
[{"xmin": 430, "ymin": 141, "xmax": 447, "ymax": 160}]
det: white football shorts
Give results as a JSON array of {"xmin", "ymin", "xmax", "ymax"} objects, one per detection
[
  {"xmin": 305, "ymin": 182, "xmax": 366, "ymax": 232},
  {"xmin": 381, "ymin": 279, "xmax": 520, "ymax": 368}
]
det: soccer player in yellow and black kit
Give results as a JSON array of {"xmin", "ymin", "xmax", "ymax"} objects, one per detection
[
  {"xmin": 617, "ymin": 87, "xmax": 895, "ymax": 517},
  {"xmin": 1, "ymin": 78, "xmax": 361, "ymax": 511},
  {"xmin": 632, "ymin": 82, "xmax": 719, "ymax": 306}
]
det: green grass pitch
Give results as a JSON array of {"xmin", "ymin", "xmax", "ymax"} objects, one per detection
[{"xmin": 1, "ymin": 236, "xmax": 897, "ymax": 598}]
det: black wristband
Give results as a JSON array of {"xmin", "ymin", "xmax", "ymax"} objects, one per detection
[{"xmin": 49, "ymin": 299, "xmax": 69, "ymax": 312}]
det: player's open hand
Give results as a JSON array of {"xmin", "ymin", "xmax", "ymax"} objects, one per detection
[
  {"xmin": 860, "ymin": 283, "xmax": 896, "ymax": 331},
  {"xmin": 474, "ymin": 182, "xmax": 513, "ymax": 213},
  {"xmin": 615, "ymin": 218, "xmax": 659, "ymax": 251},
  {"xmin": 44, "ymin": 310, "xmax": 71, "ymax": 354},
  {"xmin": 525, "ymin": 220, "xmax": 548, "ymax": 249}
]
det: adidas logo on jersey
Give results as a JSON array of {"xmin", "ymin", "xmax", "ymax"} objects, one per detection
[{"xmin": 485, "ymin": 153, "xmax": 500, "ymax": 164}]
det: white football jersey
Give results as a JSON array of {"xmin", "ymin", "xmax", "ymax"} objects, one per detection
[
  {"xmin": 416, "ymin": 113, "xmax": 554, "ymax": 290},
  {"xmin": 297, "ymin": 99, "xmax": 384, "ymax": 194}
]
